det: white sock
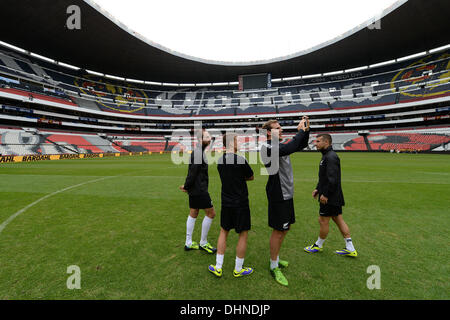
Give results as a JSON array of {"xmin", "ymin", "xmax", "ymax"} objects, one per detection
[
  {"xmin": 216, "ymin": 254, "xmax": 224, "ymax": 269},
  {"xmin": 235, "ymin": 257, "xmax": 244, "ymax": 272},
  {"xmin": 345, "ymin": 238, "xmax": 355, "ymax": 251},
  {"xmin": 200, "ymin": 216, "xmax": 213, "ymax": 246},
  {"xmin": 315, "ymin": 237, "xmax": 326, "ymax": 248},
  {"xmin": 270, "ymin": 259, "xmax": 278, "ymax": 270},
  {"xmin": 185, "ymin": 216, "xmax": 197, "ymax": 246}
]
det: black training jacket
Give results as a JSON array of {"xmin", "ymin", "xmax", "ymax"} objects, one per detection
[
  {"xmin": 316, "ymin": 146, "xmax": 345, "ymax": 206},
  {"xmin": 261, "ymin": 129, "xmax": 310, "ymax": 202},
  {"xmin": 183, "ymin": 146, "xmax": 209, "ymax": 196}
]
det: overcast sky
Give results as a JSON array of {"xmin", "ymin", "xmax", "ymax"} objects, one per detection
[{"xmin": 91, "ymin": 0, "xmax": 399, "ymax": 62}]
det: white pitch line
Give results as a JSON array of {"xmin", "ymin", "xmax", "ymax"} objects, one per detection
[{"xmin": 0, "ymin": 176, "xmax": 115, "ymax": 235}]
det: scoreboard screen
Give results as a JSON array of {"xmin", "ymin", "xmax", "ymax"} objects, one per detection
[{"xmin": 238, "ymin": 73, "xmax": 271, "ymax": 90}]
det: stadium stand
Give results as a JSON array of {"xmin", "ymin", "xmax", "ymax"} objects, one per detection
[
  {"xmin": 1, "ymin": 126, "xmax": 449, "ymax": 156},
  {"xmin": 344, "ymin": 132, "xmax": 450, "ymax": 151},
  {"xmin": 0, "ymin": 45, "xmax": 449, "ymax": 118}
]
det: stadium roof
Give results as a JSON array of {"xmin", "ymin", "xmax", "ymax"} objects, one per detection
[{"xmin": 0, "ymin": 0, "xmax": 449, "ymax": 83}]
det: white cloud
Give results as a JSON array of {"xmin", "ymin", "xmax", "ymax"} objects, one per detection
[{"xmin": 91, "ymin": 0, "xmax": 399, "ymax": 62}]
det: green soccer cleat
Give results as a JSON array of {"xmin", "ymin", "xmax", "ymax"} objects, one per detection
[
  {"xmin": 270, "ymin": 267, "xmax": 288, "ymax": 287},
  {"xmin": 335, "ymin": 248, "xmax": 358, "ymax": 257},
  {"xmin": 233, "ymin": 267, "xmax": 254, "ymax": 278},
  {"xmin": 278, "ymin": 259, "xmax": 289, "ymax": 268},
  {"xmin": 268, "ymin": 260, "xmax": 288, "ymax": 270},
  {"xmin": 304, "ymin": 244, "xmax": 323, "ymax": 254},
  {"xmin": 184, "ymin": 241, "xmax": 199, "ymax": 251},
  {"xmin": 208, "ymin": 265, "xmax": 223, "ymax": 278},
  {"xmin": 200, "ymin": 242, "xmax": 217, "ymax": 254}
]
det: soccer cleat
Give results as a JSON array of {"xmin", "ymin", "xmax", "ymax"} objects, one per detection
[
  {"xmin": 304, "ymin": 243, "xmax": 323, "ymax": 254},
  {"xmin": 335, "ymin": 248, "xmax": 358, "ymax": 257},
  {"xmin": 268, "ymin": 260, "xmax": 288, "ymax": 270},
  {"xmin": 233, "ymin": 267, "xmax": 254, "ymax": 278},
  {"xmin": 184, "ymin": 241, "xmax": 199, "ymax": 251},
  {"xmin": 208, "ymin": 265, "xmax": 223, "ymax": 278},
  {"xmin": 200, "ymin": 242, "xmax": 217, "ymax": 254},
  {"xmin": 278, "ymin": 259, "xmax": 289, "ymax": 268},
  {"xmin": 270, "ymin": 267, "xmax": 288, "ymax": 286}
]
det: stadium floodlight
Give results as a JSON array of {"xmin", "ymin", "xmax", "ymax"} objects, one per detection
[
  {"xmin": 144, "ymin": 81, "xmax": 163, "ymax": 86},
  {"xmin": 126, "ymin": 78, "xmax": 145, "ymax": 84},
  {"xmin": 30, "ymin": 52, "xmax": 55, "ymax": 63},
  {"xmin": 302, "ymin": 74, "xmax": 322, "ymax": 79},
  {"xmin": 369, "ymin": 59, "xmax": 396, "ymax": 68},
  {"xmin": 323, "ymin": 70, "xmax": 344, "ymax": 76},
  {"xmin": 57, "ymin": 61, "xmax": 80, "ymax": 71},
  {"xmin": 397, "ymin": 51, "xmax": 427, "ymax": 62},
  {"xmin": 0, "ymin": 40, "xmax": 26, "ymax": 53},
  {"xmin": 86, "ymin": 69, "xmax": 104, "ymax": 76},
  {"xmin": 429, "ymin": 44, "xmax": 450, "ymax": 53},
  {"xmin": 345, "ymin": 66, "xmax": 369, "ymax": 73},
  {"xmin": 282, "ymin": 76, "xmax": 302, "ymax": 81},
  {"xmin": 105, "ymin": 74, "xmax": 125, "ymax": 81}
]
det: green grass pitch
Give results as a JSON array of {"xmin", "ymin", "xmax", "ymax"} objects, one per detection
[{"xmin": 0, "ymin": 152, "xmax": 448, "ymax": 300}]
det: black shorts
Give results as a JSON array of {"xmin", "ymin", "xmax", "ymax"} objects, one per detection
[
  {"xmin": 221, "ymin": 206, "xmax": 251, "ymax": 234},
  {"xmin": 319, "ymin": 203, "xmax": 342, "ymax": 217},
  {"xmin": 189, "ymin": 194, "xmax": 213, "ymax": 209},
  {"xmin": 268, "ymin": 199, "xmax": 295, "ymax": 231}
]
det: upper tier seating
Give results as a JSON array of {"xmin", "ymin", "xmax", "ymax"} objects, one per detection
[{"xmin": 0, "ymin": 46, "xmax": 448, "ymax": 117}]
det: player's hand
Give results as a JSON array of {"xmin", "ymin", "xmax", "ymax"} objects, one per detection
[
  {"xmin": 319, "ymin": 195, "xmax": 328, "ymax": 204},
  {"xmin": 302, "ymin": 116, "xmax": 310, "ymax": 131},
  {"xmin": 179, "ymin": 185, "xmax": 187, "ymax": 193},
  {"xmin": 297, "ymin": 118, "xmax": 306, "ymax": 131},
  {"xmin": 312, "ymin": 189, "xmax": 319, "ymax": 199}
]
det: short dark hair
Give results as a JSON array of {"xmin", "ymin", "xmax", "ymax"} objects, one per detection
[
  {"xmin": 222, "ymin": 132, "xmax": 237, "ymax": 149},
  {"xmin": 317, "ymin": 133, "xmax": 332, "ymax": 144}
]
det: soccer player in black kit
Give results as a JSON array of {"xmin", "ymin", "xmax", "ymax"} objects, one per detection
[
  {"xmin": 180, "ymin": 129, "xmax": 217, "ymax": 254},
  {"xmin": 304, "ymin": 133, "xmax": 357, "ymax": 257},
  {"xmin": 260, "ymin": 117, "xmax": 310, "ymax": 286},
  {"xmin": 208, "ymin": 133, "xmax": 255, "ymax": 278}
]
